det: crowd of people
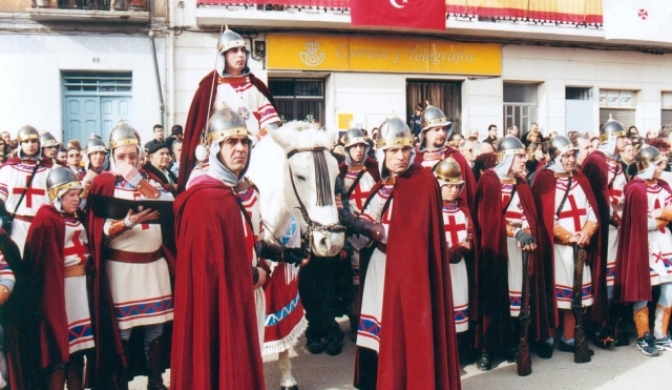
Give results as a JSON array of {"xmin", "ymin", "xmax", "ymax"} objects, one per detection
[{"xmin": 1, "ymin": 26, "xmax": 672, "ymax": 390}]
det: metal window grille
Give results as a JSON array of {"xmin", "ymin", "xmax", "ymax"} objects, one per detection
[{"xmin": 63, "ymin": 72, "xmax": 132, "ymax": 94}]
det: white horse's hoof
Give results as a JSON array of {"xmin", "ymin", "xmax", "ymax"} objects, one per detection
[{"xmin": 281, "ymin": 386, "xmax": 298, "ymax": 390}]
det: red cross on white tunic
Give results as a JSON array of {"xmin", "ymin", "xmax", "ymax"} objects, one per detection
[
  {"xmin": 64, "ymin": 230, "xmax": 89, "ymax": 264},
  {"xmin": 444, "ymin": 215, "xmax": 466, "ymax": 246},
  {"xmin": 558, "ymin": 195, "xmax": 587, "ymax": 231},
  {"xmin": 609, "ymin": 188, "xmax": 623, "ymax": 205},
  {"xmin": 12, "ymin": 174, "xmax": 45, "ymax": 209},
  {"xmin": 132, "ymin": 192, "xmax": 150, "ymax": 230},
  {"xmin": 654, "ymin": 199, "xmax": 665, "ymax": 233},
  {"xmin": 349, "ymin": 183, "xmax": 370, "ymax": 211}
]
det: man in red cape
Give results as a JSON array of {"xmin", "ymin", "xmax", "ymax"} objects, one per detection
[
  {"xmin": 474, "ymin": 136, "xmax": 552, "ymax": 372},
  {"xmin": 581, "ymin": 117, "xmax": 629, "ymax": 347},
  {"xmin": 413, "ymin": 105, "xmax": 476, "ymax": 209},
  {"xmin": 178, "ymin": 27, "xmax": 279, "ymax": 193},
  {"xmin": 354, "ymin": 117, "xmax": 461, "ymax": 390},
  {"xmin": 615, "ymin": 146, "xmax": 672, "ymax": 356},
  {"xmin": 532, "ymin": 136, "xmax": 605, "ymax": 356},
  {"xmin": 171, "ymin": 108, "xmax": 266, "ymax": 389}
]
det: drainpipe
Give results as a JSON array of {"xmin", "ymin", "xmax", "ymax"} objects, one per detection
[{"xmin": 149, "ymin": 0, "xmax": 165, "ymax": 127}]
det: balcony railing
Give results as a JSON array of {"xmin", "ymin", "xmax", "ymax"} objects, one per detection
[
  {"xmin": 37, "ymin": 0, "xmax": 147, "ymax": 12},
  {"xmin": 197, "ymin": 0, "xmax": 603, "ymax": 26}
]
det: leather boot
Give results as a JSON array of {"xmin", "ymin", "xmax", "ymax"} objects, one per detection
[
  {"xmin": 146, "ymin": 338, "xmax": 168, "ymax": 390},
  {"xmin": 614, "ymin": 303, "xmax": 630, "ymax": 346},
  {"xmin": 117, "ymin": 340, "xmax": 131, "ymax": 390},
  {"xmin": 46, "ymin": 368, "xmax": 67, "ymax": 390},
  {"xmin": 633, "ymin": 306, "xmax": 650, "ymax": 339},
  {"xmin": 66, "ymin": 353, "xmax": 85, "ymax": 390}
]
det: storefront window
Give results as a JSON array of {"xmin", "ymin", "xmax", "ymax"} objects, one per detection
[{"xmin": 269, "ymin": 78, "xmax": 325, "ymax": 126}]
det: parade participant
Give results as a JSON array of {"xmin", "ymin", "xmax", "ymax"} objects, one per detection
[
  {"xmin": 336, "ymin": 128, "xmax": 381, "ymax": 338},
  {"xmin": 86, "ymin": 122, "xmax": 174, "ymax": 390},
  {"xmin": 0, "ymin": 125, "xmax": 53, "ymax": 257},
  {"xmin": 20, "ymin": 167, "xmax": 93, "ymax": 389},
  {"xmin": 81, "ymin": 136, "xmax": 108, "ymax": 199},
  {"xmin": 172, "ymin": 108, "xmax": 268, "ymax": 389},
  {"xmin": 615, "ymin": 146, "xmax": 672, "ymax": 356},
  {"xmin": 66, "ymin": 146, "xmax": 85, "ymax": 180},
  {"xmin": 0, "ymin": 232, "xmax": 16, "ymax": 389},
  {"xmin": 533, "ymin": 136, "xmax": 603, "ymax": 358},
  {"xmin": 474, "ymin": 136, "xmax": 549, "ymax": 373},
  {"xmin": 433, "ymin": 157, "xmax": 473, "ymax": 336},
  {"xmin": 414, "ymin": 104, "xmax": 477, "ymax": 206},
  {"xmin": 179, "ymin": 27, "xmax": 280, "ymax": 192},
  {"xmin": 354, "ymin": 117, "xmax": 461, "ymax": 390},
  {"xmin": 40, "ymin": 132, "xmax": 61, "ymax": 164},
  {"xmin": 582, "ymin": 116, "xmax": 629, "ymax": 347}
]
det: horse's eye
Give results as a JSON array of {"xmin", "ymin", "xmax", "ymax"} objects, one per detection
[{"xmin": 295, "ymin": 175, "xmax": 306, "ymax": 181}]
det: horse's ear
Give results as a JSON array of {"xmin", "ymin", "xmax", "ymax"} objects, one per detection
[{"xmin": 268, "ymin": 124, "xmax": 292, "ymax": 151}]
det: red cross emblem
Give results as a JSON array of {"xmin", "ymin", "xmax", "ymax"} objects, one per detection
[
  {"xmin": 349, "ymin": 183, "xmax": 370, "ymax": 212},
  {"xmin": 653, "ymin": 252, "xmax": 665, "ymax": 264},
  {"xmin": 12, "ymin": 174, "xmax": 45, "ymax": 209},
  {"xmin": 132, "ymin": 192, "xmax": 150, "ymax": 230},
  {"xmin": 609, "ymin": 188, "xmax": 623, "ymax": 205},
  {"xmin": 654, "ymin": 199, "xmax": 666, "ymax": 233},
  {"xmin": 558, "ymin": 195, "xmax": 587, "ymax": 231},
  {"xmin": 444, "ymin": 215, "xmax": 466, "ymax": 245},
  {"xmin": 64, "ymin": 230, "xmax": 89, "ymax": 264},
  {"xmin": 638, "ymin": 9, "xmax": 648, "ymax": 20}
]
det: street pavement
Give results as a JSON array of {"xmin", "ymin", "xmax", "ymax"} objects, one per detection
[{"xmin": 130, "ymin": 317, "xmax": 672, "ymax": 389}]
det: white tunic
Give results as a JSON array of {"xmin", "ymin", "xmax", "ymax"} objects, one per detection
[
  {"xmin": 419, "ymin": 146, "xmax": 448, "ymax": 170},
  {"xmin": 646, "ymin": 182, "xmax": 672, "ymax": 286},
  {"xmin": 605, "ymin": 159, "xmax": 627, "ymax": 287},
  {"xmin": 502, "ymin": 181, "xmax": 529, "ymax": 318},
  {"xmin": 357, "ymin": 184, "xmax": 393, "ymax": 353},
  {"xmin": 213, "ymin": 77, "xmax": 280, "ymax": 136},
  {"xmin": 442, "ymin": 203, "xmax": 470, "ymax": 333},
  {"xmin": 103, "ymin": 178, "xmax": 173, "ymax": 330},
  {"xmin": 552, "ymin": 177, "xmax": 596, "ymax": 310},
  {"xmin": 0, "ymin": 161, "xmax": 50, "ymax": 256},
  {"xmin": 63, "ymin": 217, "xmax": 95, "ymax": 354},
  {"xmin": 344, "ymin": 166, "xmax": 378, "ymax": 286}
]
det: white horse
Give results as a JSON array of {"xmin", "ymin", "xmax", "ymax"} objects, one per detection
[{"xmin": 247, "ymin": 121, "xmax": 345, "ymax": 390}]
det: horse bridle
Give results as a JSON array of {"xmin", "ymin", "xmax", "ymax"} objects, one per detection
[{"xmin": 286, "ymin": 147, "xmax": 346, "ymax": 245}]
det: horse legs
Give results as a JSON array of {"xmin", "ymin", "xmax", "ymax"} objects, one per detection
[{"xmin": 278, "ymin": 349, "xmax": 298, "ymax": 390}]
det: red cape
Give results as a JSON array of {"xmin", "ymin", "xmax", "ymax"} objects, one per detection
[
  {"xmin": 1, "ymin": 230, "xmax": 31, "ymax": 390},
  {"xmin": 614, "ymin": 178, "xmax": 672, "ymax": 303},
  {"xmin": 355, "ymin": 164, "xmax": 461, "ymax": 390},
  {"xmin": 170, "ymin": 175, "xmax": 265, "ymax": 390},
  {"xmin": 581, "ymin": 151, "xmax": 622, "ymax": 319},
  {"xmin": 474, "ymin": 169, "xmax": 553, "ymax": 350},
  {"xmin": 337, "ymin": 157, "xmax": 381, "ymax": 183},
  {"xmin": 21, "ymin": 205, "xmax": 74, "ymax": 368},
  {"xmin": 532, "ymin": 169, "xmax": 607, "ymax": 323},
  {"xmin": 85, "ymin": 171, "xmax": 175, "ymax": 377},
  {"xmin": 414, "ymin": 146, "xmax": 476, "ymax": 212},
  {"xmin": 178, "ymin": 71, "xmax": 276, "ymax": 193}
]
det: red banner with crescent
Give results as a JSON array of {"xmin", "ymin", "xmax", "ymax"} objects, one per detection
[{"xmin": 350, "ymin": 0, "xmax": 446, "ymax": 31}]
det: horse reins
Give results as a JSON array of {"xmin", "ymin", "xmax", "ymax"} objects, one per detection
[{"xmin": 286, "ymin": 147, "xmax": 346, "ymax": 246}]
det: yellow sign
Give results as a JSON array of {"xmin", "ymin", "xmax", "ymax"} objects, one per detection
[
  {"xmin": 338, "ymin": 113, "xmax": 354, "ymax": 130},
  {"xmin": 267, "ymin": 35, "xmax": 501, "ymax": 76}
]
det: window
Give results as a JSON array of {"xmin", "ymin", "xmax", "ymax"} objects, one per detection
[
  {"xmin": 565, "ymin": 86, "xmax": 593, "ymax": 133},
  {"xmin": 62, "ymin": 71, "xmax": 133, "ymax": 146},
  {"xmin": 599, "ymin": 89, "xmax": 636, "ymax": 129},
  {"xmin": 406, "ymin": 80, "xmax": 462, "ymax": 135},
  {"xmin": 268, "ymin": 79, "xmax": 325, "ymax": 125},
  {"xmin": 662, "ymin": 92, "xmax": 672, "ymax": 127},
  {"xmin": 503, "ymin": 83, "xmax": 539, "ymax": 136}
]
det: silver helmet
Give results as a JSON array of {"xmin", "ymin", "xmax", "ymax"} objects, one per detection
[
  {"xmin": 376, "ymin": 117, "xmax": 413, "ymax": 150},
  {"xmin": 632, "ymin": 145, "xmax": 664, "ymax": 173},
  {"xmin": 342, "ymin": 128, "xmax": 369, "ymax": 149},
  {"xmin": 17, "ymin": 125, "xmax": 40, "ymax": 143},
  {"xmin": 40, "ymin": 132, "xmax": 60, "ymax": 148},
  {"xmin": 86, "ymin": 135, "xmax": 108, "ymax": 155},
  {"xmin": 496, "ymin": 136, "xmax": 526, "ymax": 164},
  {"xmin": 206, "ymin": 108, "xmax": 249, "ymax": 147},
  {"xmin": 217, "ymin": 27, "xmax": 248, "ymax": 54},
  {"xmin": 599, "ymin": 114, "xmax": 627, "ymax": 144},
  {"xmin": 421, "ymin": 105, "xmax": 451, "ymax": 131},
  {"xmin": 109, "ymin": 121, "xmax": 140, "ymax": 150},
  {"xmin": 47, "ymin": 166, "xmax": 82, "ymax": 203},
  {"xmin": 548, "ymin": 135, "xmax": 577, "ymax": 159}
]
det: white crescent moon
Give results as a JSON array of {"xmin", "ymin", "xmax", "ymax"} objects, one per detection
[{"xmin": 390, "ymin": 0, "xmax": 405, "ymax": 9}]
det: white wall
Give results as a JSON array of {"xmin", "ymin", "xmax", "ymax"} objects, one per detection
[
  {"xmin": 502, "ymin": 45, "xmax": 672, "ymax": 136},
  {"xmin": 0, "ymin": 33, "xmax": 166, "ymax": 145}
]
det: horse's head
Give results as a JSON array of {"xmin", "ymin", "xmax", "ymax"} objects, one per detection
[{"xmin": 268, "ymin": 122, "xmax": 345, "ymax": 257}]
